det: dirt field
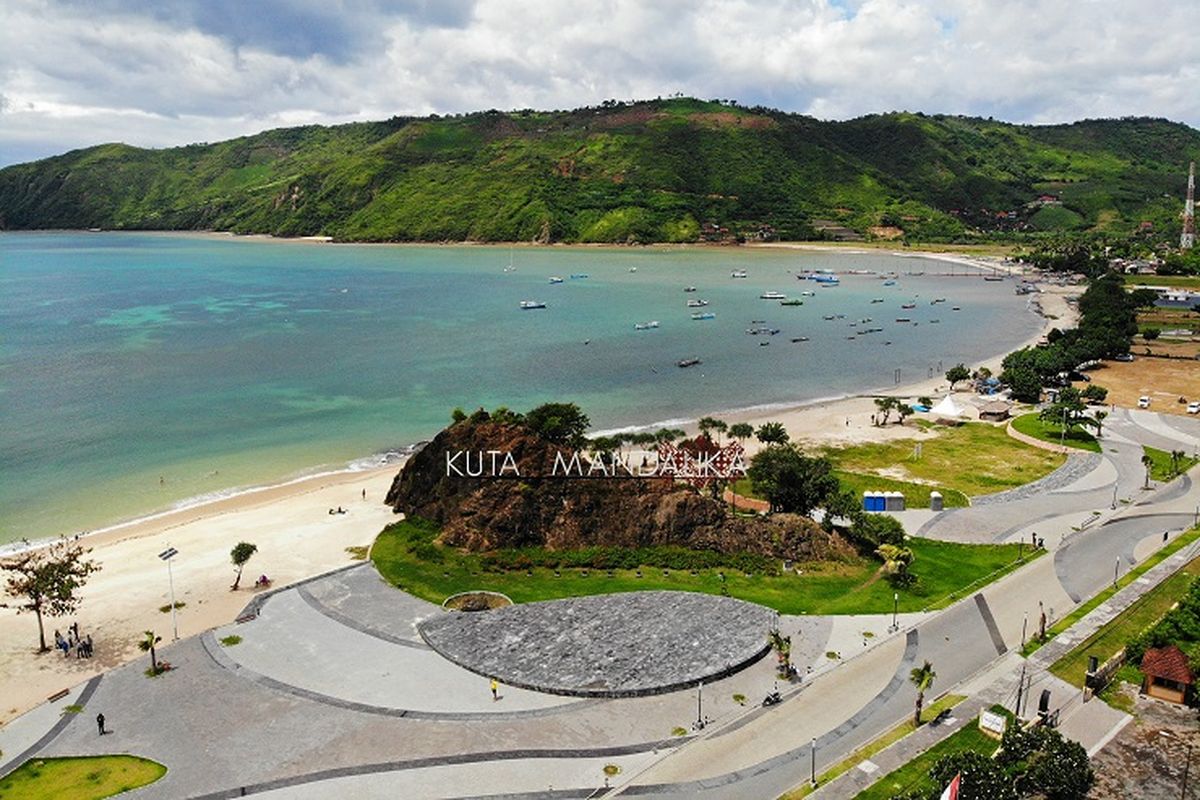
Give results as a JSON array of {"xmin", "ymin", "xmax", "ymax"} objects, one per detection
[
  {"xmin": 1088, "ymin": 687, "xmax": 1198, "ymax": 799},
  {"xmin": 1080, "ymin": 349, "xmax": 1200, "ymax": 416}
]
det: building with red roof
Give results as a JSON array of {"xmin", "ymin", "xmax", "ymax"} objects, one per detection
[{"xmin": 1140, "ymin": 645, "xmax": 1194, "ymax": 705}]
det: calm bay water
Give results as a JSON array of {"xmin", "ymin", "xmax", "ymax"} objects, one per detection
[{"xmin": 0, "ymin": 232, "xmax": 1040, "ymax": 544}]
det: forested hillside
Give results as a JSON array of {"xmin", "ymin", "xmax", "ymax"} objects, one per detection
[{"xmin": 1, "ymin": 98, "xmax": 1197, "ymax": 243}]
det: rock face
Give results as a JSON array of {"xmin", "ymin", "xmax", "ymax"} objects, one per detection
[{"xmin": 385, "ymin": 415, "xmax": 851, "ymax": 561}]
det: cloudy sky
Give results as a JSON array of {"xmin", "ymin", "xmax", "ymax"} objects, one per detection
[{"xmin": 3, "ymin": 0, "xmax": 1199, "ymax": 166}]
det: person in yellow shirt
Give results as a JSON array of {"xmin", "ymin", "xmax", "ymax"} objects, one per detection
[{"xmin": 490, "ymin": 678, "xmax": 499, "ymax": 701}]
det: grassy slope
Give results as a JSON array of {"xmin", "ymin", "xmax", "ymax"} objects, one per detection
[
  {"xmin": 0, "ymin": 756, "xmax": 166, "ymax": 800},
  {"xmin": 2, "ymin": 100, "xmax": 1199, "ymax": 242},
  {"xmin": 1011, "ymin": 412, "xmax": 1102, "ymax": 452},
  {"xmin": 822, "ymin": 421, "xmax": 1067, "ymax": 497},
  {"xmin": 370, "ymin": 519, "xmax": 1038, "ymax": 615},
  {"xmin": 1143, "ymin": 445, "xmax": 1200, "ymax": 482}
]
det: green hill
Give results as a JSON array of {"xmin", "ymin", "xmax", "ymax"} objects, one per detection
[{"xmin": 1, "ymin": 98, "xmax": 1197, "ymax": 244}]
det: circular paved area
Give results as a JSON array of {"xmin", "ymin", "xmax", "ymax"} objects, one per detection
[{"xmin": 417, "ymin": 591, "xmax": 776, "ymax": 697}]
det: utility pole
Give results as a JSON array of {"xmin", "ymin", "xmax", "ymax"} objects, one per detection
[
  {"xmin": 810, "ymin": 737, "xmax": 817, "ymax": 788},
  {"xmin": 158, "ymin": 546, "xmax": 179, "ymax": 641},
  {"xmin": 1182, "ymin": 161, "xmax": 1196, "ymax": 250},
  {"xmin": 1015, "ymin": 661, "xmax": 1027, "ymax": 717}
]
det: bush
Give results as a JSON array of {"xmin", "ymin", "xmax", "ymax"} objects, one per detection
[
  {"xmin": 850, "ymin": 514, "xmax": 907, "ymax": 548},
  {"xmin": 477, "ymin": 545, "xmax": 774, "ymax": 575}
]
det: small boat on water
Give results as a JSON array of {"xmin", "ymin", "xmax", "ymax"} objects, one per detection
[
  {"xmin": 901, "ymin": 302, "xmax": 916, "ymax": 309},
  {"xmin": 835, "ymin": 314, "xmax": 846, "ymax": 319},
  {"xmin": 895, "ymin": 317, "xmax": 910, "ymax": 322},
  {"xmin": 678, "ymin": 358, "xmax": 702, "ymax": 368},
  {"xmin": 930, "ymin": 319, "xmax": 941, "ymax": 324},
  {"xmin": 570, "ymin": 273, "xmax": 589, "ymax": 279},
  {"xmin": 731, "ymin": 269, "xmax": 748, "ymax": 279},
  {"xmin": 882, "ymin": 280, "xmax": 896, "ymax": 286},
  {"xmin": 629, "ymin": 267, "xmax": 638, "ymax": 273},
  {"xmin": 871, "ymin": 298, "xmax": 884, "ymax": 303},
  {"xmin": 846, "ymin": 335, "xmax": 856, "ymax": 340},
  {"xmin": 684, "ymin": 286, "xmax": 697, "ymax": 292},
  {"xmin": 686, "ymin": 299, "xmax": 709, "ymax": 308},
  {"xmin": 760, "ymin": 291, "xmax": 788, "ymax": 300},
  {"xmin": 822, "ymin": 314, "xmax": 836, "ymax": 320},
  {"xmin": 780, "ymin": 299, "xmax": 804, "ymax": 306},
  {"xmin": 932, "ymin": 298, "xmax": 946, "ymax": 304},
  {"xmin": 759, "ymin": 341, "xmax": 770, "ymax": 346},
  {"xmin": 860, "ymin": 318, "xmax": 872, "ymax": 323},
  {"xmin": 952, "ymin": 306, "xmax": 961, "ymax": 311},
  {"xmin": 800, "ymin": 290, "xmax": 815, "ymax": 297},
  {"xmin": 746, "ymin": 327, "xmax": 781, "ymax": 336},
  {"xmin": 791, "ymin": 336, "xmax": 809, "ymax": 343},
  {"xmin": 634, "ymin": 320, "xmax": 660, "ymax": 330},
  {"xmin": 691, "ymin": 312, "xmax": 716, "ymax": 320},
  {"xmin": 808, "ymin": 274, "xmax": 840, "ymax": 284},
  {"xmin": 520, "ymin": 300, "xmax": 547, "ymax": 310},
  {"xmin": 549, "ymin": 276, "xmax": 564, "ymax": 284}
]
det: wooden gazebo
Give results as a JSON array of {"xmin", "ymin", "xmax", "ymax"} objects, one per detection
[{"xmin": 1140, "ymin": 645, "xmax": 1195, "ymax": 705}]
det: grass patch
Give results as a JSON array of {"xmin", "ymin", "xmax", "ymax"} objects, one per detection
[
  {"xmin": 158, "ymin": 601, "xmax": 185, "ymax": 613},
  {"xmin": 370, "ymin": 519, "xmax": 1039, "ymax": 615},
  {"xmin": 345, "ymin": 545, "xmax": 370, "ymax": 561},
  {"xmin": 1011, "ymin": 412, "xmax": 1101, "ymax": 452},
  {"xmin": 1023, "ymin": 525, "xmax": 1200, "ymax": 656},
  {"xmin": 1125, "ymin": 274, "xmax": 1200, "ymax": 289},
  {"xmin": 219, "ymin": 635, "xmax": 242, "ymax": 647},
  {"xmin": 61, "ymin": 704, "xmax": 83, "ymax": 715},
  {"xmin": 1097, "ymin": 664, "xmax": 1142, "ymax": 714},
  {"xmin": 823, "ymin": 421, "xmax": 1066, "ymax": 496},
  {"xmin": 0, "ymin": 755, "xmax": 166, "ymax": 799},
  {"xmin": 851, "ymin": 707, "xmax": 1011, "ymax": 800},
  {"xmin": 1049, "ymin": 552, "xmax": 1200, "ymax": 687},
  {"xmin": 671, "ymin": 726, "xmax": 688, "ymax": 737},
  {"xmin": 730, "ymin": 472, "xmax": 970, "ymax": 509},
  {"xmin": 781, "ymin": 694, "xmax": 966, "ymax": 798},
  {"xmin": 1143, "ymin": 446, "xmax": 1199, "ymax": 482}
]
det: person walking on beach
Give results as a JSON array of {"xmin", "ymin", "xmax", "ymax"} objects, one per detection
[
  {"xmin": 490, "ymin": 679, "xmax": 499, "ymax": 701},
  {"xmin": 96, "ymin": 713, "xmax": 105, "ymax": 736},
  {"xmin": 85, "ymin": 634, "xmax": 94, "ymax": 658},
  {"xmin": 362, "ymin": 488, "xmax": 366, "ymax": 500}
]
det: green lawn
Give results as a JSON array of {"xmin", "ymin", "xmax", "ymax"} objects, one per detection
[
  {"xmin": 781, "ymin": 694, "xmax": 967, "ymax": 798},
  {"xmin": 1024, "ymin": 525, "xmax": 1200, "ymax": 656},
  {"xmin": 0, "ymin": 756, "xmax": 166, "ymax": 800},
  {"xmin": 823, "ymin": 421, "xmax": 1067, "ymax": 497},
  {"xmin": 1143, "ymin": 446, "xmax": 1199, "ymax": 482},
  {"xmin": 852, "ymin": 708, "xmax": 1010, "ymax": 800},
  {"xmin": 1011, "ymin": 412, "xmax": 1101, "ymax": 452},
  {"xmin": 1050, "ymin": 552, "xmax": 1200, "ymax": 687},
  {"xmin": 733, "ymin": 472, "xmax": 969, "ymax": 509},
  {"xmin": 1125, "ymin": 274, "xmax": 1200, "ymax": 289},
  {"xmin": 371, "ymin": 519, "xmax": 1039, "ymax": 615}
]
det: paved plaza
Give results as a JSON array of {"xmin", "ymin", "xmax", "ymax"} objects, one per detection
[{"xmin": 419, "ymin": 591, "xmax": 776, "ymax": 696}]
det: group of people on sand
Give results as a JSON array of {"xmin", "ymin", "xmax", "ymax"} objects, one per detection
[
  {"xmin": 54, "ymin": 621, "xmax": 94, "ymax": 659},
  {"xmin": 328, "ymin": 506, "xmax": 349, "ymax": 515}
]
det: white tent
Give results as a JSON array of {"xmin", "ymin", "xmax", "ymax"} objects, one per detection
[{"xmin": 928, "ymin": 395, "xmax": 966, "ymax": 418}]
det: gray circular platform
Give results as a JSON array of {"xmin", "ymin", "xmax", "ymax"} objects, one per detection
[{"xmin": 417, "ymin": 590, "xmax": 776, "ymax": 697}]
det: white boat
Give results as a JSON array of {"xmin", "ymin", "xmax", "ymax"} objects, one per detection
[
  {"xmin": 634, "ymin": 320, "xmax": 660, "ymax": 330},
  {"xmin": 504, "ymin": 249, "xmax": 516, "ymax": 272},
  {"xmin": 686, "ymin": 299, "xmax": 709, "ymax": 308},
  {"xmin": 519, "ymin": 300, "xmax": 546, "ymax": 310},
  {"xmin": 691, "ymin": 312, "xmax": 716, "ymax": 320},
  {"xmin": 760, "ymin": 291, "xmax": 788, "ymax": 300},
  {"xmin": 731, "ymin": 269, "xmax": 748, "ymax": 279},
  {"xmin": 549, "ymin": 276, "xmax": 564, "ymax": 284},
  {"xmin": 629, "ymin": 267, "xmax": 638, "ymax": 273},
  {"xmin": 800, "ymin": 290, "xmax": 815, "ymax": 297},
  {"xmin": 809, "ymin": 274, "xmax": 839, "ymax": 284},
  {"xmin": 684, "ymin": 286, "xmax": 697, "ymax": 292}
]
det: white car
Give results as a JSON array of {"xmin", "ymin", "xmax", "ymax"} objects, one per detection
[
  {"xmin": 1138, "ymin": 396, "xmax": 1151, "ymax": 409},
  {"xmin": 1188, "ymin": 401, "xmax": 1200, "ymax": 415}
]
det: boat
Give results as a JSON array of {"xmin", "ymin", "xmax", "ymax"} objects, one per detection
[
  {"xmin": 760, "ymin": 291, "xmax": 788, "ymax": 300},
  {"xmin": 901, "ymin": 303, "xmax": 916, "ymax": 309},
  {"xmin": 684, "ymin": 286, "xmax": 697, "ymax": 292},
  {"xmin": 629, "ymin": 267, "xmax": 638, "ymax": 273},
  {"xmin": 895, "ymin": 317, "xmax": 911, "ymax": 322},
  {"xmin": 634, "ymin": 321, "xmax": 660, "ymax": 330},
  {"xmin": 759, "ymin": 341, "xmax": 770, "ymax": 346},
  {"xmin": 930, "ymin": 319, "xmax": 941, "ymax": 324},
  {"xmin": 822, "ymin": 314, "xmax": 836, "ymax": 320},
  {"xmin": 871, "ymin": 298, "xmax": 884, "ymax": 303},
  {"xmin": 882, "ymin": 280, "xmax": 896, "ymax": 286},
  {"xmin": 677, "ymin": 358, "xmax": 702, "ymax": 368},
  {"xmin": 549, "ymin": 276, "xmax": 564, "ymax": 284},
  {"xmin": 731, "ymin": 269, "xmax": 748, "ymax": 278},
  {"xmin": 860, "ymin": 318, "xmax": 872, "ymax": 323},
  {"xmin": 570, "ymin": 273, "xmax": 589, "ymax": 279},
  {"xmin": 932, "ymin": 298, "xmax": 946, "ymax": 304},
  {"xmin": 835, "ymin": 314, "xmax": 846, "ymax": 319},
  {"xmin": 519, "ymin": 300, "xmax": 547, "ymax": 310},
  {"xmin": 746, "ymin": 327, "xmax": 781, "ymax": 336},
  {"xmin": 503, "ymin": 250, "xmax": 516, "ymax": 273},
  {"xmin": 846, "ymin": 335, "xmax": 856, "ymax": 340},
  {"xmin": 790, "ymin": 336, "xmax": 809, "ymax": 343},
  {"xmin": 800, "ymin": 290, "xmax": 815, "ymax": 297},
  {"xmin": 951, "ymin": 306, "xmax": 961, "ymax": 311},
  {"xmin": 808, "ymin": 274, "xmax": 840, "ymax": 284},
  {"xmin": 686, "ymin": 299, "xmax": 709, "ymax": 308},
  {"xmin": 691, "ymin": 312, "xmax": 716, "ymax": 320},
  {"xmin": 780, "ymin": 299, "xmax": 804, "ymax": 306}
]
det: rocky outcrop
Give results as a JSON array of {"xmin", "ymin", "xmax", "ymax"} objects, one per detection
[{"xmin": 385, "ymin": 415, "xmax": 852, "ymax": 561}]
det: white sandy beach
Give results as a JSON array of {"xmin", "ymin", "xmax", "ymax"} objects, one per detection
[{"xmin": 0, "ymin": 255, "xmax": 1076, "ymax": 726}]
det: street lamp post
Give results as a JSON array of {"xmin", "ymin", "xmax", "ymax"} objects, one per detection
[
  {"xmin": 810, "ymin": 737, "xmax": 817, "ymax": 787},
  {"xmin": 1161, "ymin": 731, "xmax": 1192, "ymax": 800},
  {"xmin": 1021, "ymin": 612, "xmax": 1028, "ymax": 648},
  {"xmin": 891, "ymin": 592, "xmax": 899, "ymax": 633},
  {"xmin": 696, "ymin": 681, "xmax": 704, "ymax": 730},
  {"xmin": 158, "ymin": 546, "xmax": 179, "ymax": 641},
  {"xmin": 1114, "ymin": 557, "xmax": 1121, "ymax": 590}
]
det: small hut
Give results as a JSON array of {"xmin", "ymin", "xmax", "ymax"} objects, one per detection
[
  {"xmin": 1140, "ymin": 645, "xmax": 1195, "ymax": 705},
  {"xmin": 978, "ymin": 400, "xmax": 1012, "ymax": 422}
]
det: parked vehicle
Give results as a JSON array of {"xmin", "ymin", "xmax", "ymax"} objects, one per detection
[{"xmin": 1138, "ymin": 396, "xmax": 1151, "ymax": 409}]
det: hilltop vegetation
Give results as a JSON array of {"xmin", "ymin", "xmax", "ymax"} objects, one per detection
[{"xmin": 1, "ymin": 98, "xmax": 1198, "ymax": 244}]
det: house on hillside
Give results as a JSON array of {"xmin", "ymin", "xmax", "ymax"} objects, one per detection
[{"xmin": 1140, "ymin": 645, "xmax": 1195, "ymax": 705}]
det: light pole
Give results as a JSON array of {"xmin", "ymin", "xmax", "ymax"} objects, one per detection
[
  {"xmin": 1161, "ymin": 730, "xmax": 1192, "ymax": 800},
  {"xmin": 891, "ymin": 592, "xmax": 899, "ymax": 633},
  {"xmin": 695, "ymin": 681, "xmax": 704, "ymax": 730},
  {"xmin": 1021, "ymin": 611, "xmax": 1028, "ymax": 648},
  {"xmin": 810, "ymin": 737, "xmax": 817, "ymax": 788},
  {"xmin": 158, "ymin": 546, "xmax": 179, "ymax": 641},
  {"xmin": 1114, "ymin": 557, "xmax": 1120, "ymax": 590}
]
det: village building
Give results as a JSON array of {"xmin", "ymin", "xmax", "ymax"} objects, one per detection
[{"xmin": 1140, "ymin": 645, "xmax": 1195, "ymax": 705}]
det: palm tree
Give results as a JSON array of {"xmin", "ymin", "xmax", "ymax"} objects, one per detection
[
  {"xmin": 711, "ymin": 419, "xmax": 728, "ymax": 443},
  {"xmin": 755, "ymin": 422, "xmax": 789, "ymax": 446},
  {"xmin": 729, "ymin": 422, "xmax": 754, "ymax": 443},
  {"xmin": 1171, "ymin": 449, "xmax": 1186, "ymax": 478},
  {"xmin": 230, "ymin": 541, "xmax": 258, "ymax": 590},
  {"xmin": 874, "ymin": 397, "xmax": 896, "ymax": 426},
  {"xmin": 1094, "ymin": 410, "xmax": 1107, "ymax": 438},
  {"xmin": 1142, "ymin": 453, "xmax": 1154, "ymax": 489},
  {"xmin": 138, "ymin": 630, "xmax": 163, "ymax": 673},
  {"xmin": 910, "ymin": 660, "xmax": 936, "ymax": 727},
  {"xmin": 876, "ymin": 544, "xmax": 914, "ymax": 579}
]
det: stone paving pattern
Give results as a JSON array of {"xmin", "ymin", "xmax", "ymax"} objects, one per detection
[
  {"xmin": 419, "ymin": 591, "xmax": 776, "ymax": 697},
  {"xmin": 972, "ymin": 453, "xmax": 1101, "ymax": 506}
]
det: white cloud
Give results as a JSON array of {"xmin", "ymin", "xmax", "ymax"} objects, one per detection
[{"xmin": 1, "ymin": 0, "xmax": 1198, "ymax": 166}]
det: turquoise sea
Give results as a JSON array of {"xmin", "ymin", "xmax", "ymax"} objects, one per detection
[{"xmin": 0, "ymin": 232, "xmax": 1040, "ymax": 545}]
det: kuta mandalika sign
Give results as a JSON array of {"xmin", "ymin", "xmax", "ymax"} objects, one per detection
[{"xmin": 444, "ymin": 440, "xmax": 748, "ymax": 488}]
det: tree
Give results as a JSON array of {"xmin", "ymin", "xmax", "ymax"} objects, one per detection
[
  {"xmin": 1143, "ymin": 327, "xmax": 1160, "ymax": 341},
  {"xmin": 1093, "ymin": 410, "xmax": 1107, "ymax": 437},
  {"xmin": 909, "ymin": 660, "xmax": 936, "ymax": 727},
  {"xmin": 1142, "ymin": 452, "xmax": 1154, "ymax": 488},
  {"xmin": 1039, "ymin": 387, "xmax": 1097, "ymax": 439},
  {"xmin": 945, "ymin": 363, "xmax": 970, "ymax": 389},
  {"xmin": 698, "ymin": 417, "xmax": 727, "ymax": 442},
  {"xmin": 1171, "ymin": 449, "xmax": 1186, "ymax": 478},
  {"xmin": 896, "ymin": 403, "xmax": 914, "ymax": 425},
  {"xmin": 138, "ymin": 630, "xmax": 163, "ymax": 673},
  {"xmin": 851, "ymin": 513, "xmax": 906, "ymax": 548},
  {"xmin": 876, "ymin": 543, "xmax": 915, "ymax": 585},
  {"xmin": 746, "ymin": 445, "xmax": 839, "ymax": 516},
  {"xmin": 755, "ymin": 421, "xmax": 790, "ymax": 446},
  {"xmin": 525, "ymin": 402, "xmax": 591, "ymax": 446},
  {"xmin": 1081, "ymin": 384, "xmax": 1108, "ymax": 403},
  {"xmin": 874, "ymin": 397, "xmax": 898, "ymax": 425},
  {"xmin": 823, "ymin": 488, "xmax": 862, "ymax": 532},
  {"xmin": 1002, "ymin": 365, "xmax": 1042, "ymax": 403},
  {"xmin": 654, "ymin": 427, "xmax": 686, "ymax": 443},
  {"xmin": 1, "ymin": 536, "xmax": 101, "ymax": 652},
  {"xmin": 450, "ymin": 407, "xmax": 467, "ymax": 423},
  {"xmin": 729, "ymin": 422, "xmax": 754, "ymax": 443},
  {"xmin": 710, "ymin": 419, "xmax": 728, "ymax": 441},
  {"xmin": 928, "ymin": 750, "xmax": 1017, "ymax": 800},
  {"xmin": 230, "ymin": 541, "xmax": 258, "ymax": 590},
  {"xmin": 1000, "ymin": 725, "xmax": 1093, "ymax": 800}
]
